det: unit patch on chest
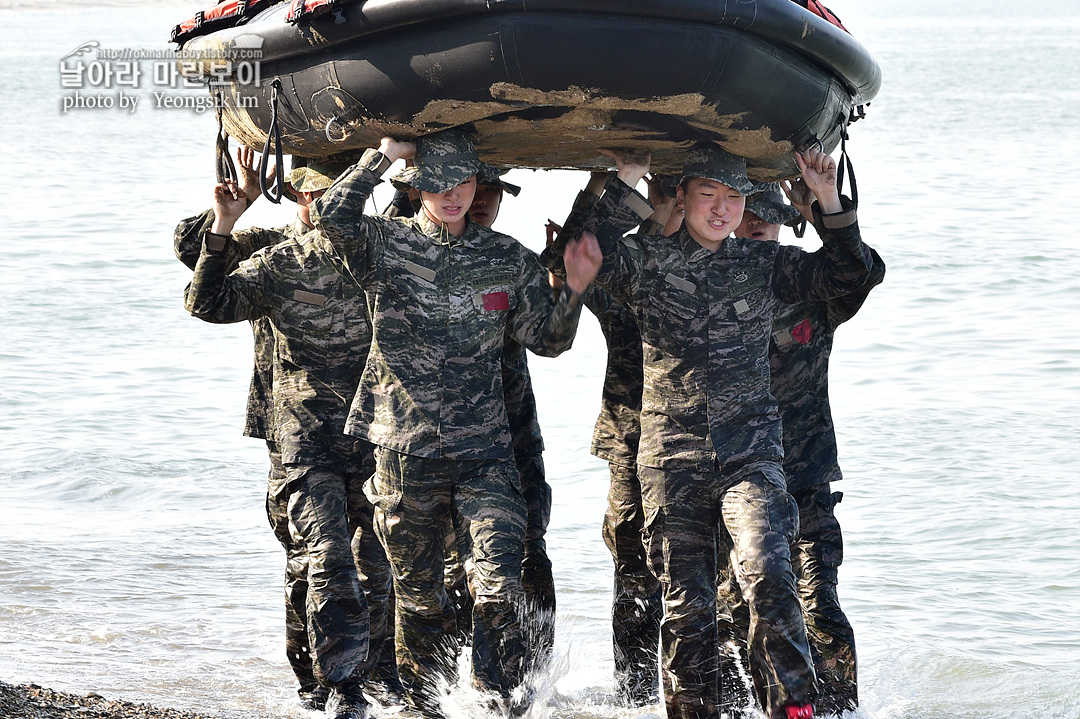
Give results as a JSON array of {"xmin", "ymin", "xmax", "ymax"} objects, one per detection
[
  {"xmin": 791, "ymin": 318, "xmax": 814, "ymax": 344},
  {"xmin": 479, "ymin": 291, "xmax": 510, "ymax": 311},
  {"xmin": 730, "ymin": 270, "xmax": 766, "ymax": 296},
  {"xmin": 773, "ymin": 318, "xmax": 815, "ymax": 348}
]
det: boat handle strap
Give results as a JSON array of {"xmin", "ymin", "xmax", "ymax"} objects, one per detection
[
  {"xmin": 214, "ymin": 89, "xmax": 239, "ymax": 188},
  {"xmin": 260, "ymin": 79, "xmax": 286, "ymax": 204},
  {"xmin": 836, "ymin": 119, "xmax": 858, "ymax": 206}
]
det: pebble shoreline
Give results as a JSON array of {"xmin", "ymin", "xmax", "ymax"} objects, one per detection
[{"xmin": 0, "ymin": 682, "xmax": 222, "ymax": 719}]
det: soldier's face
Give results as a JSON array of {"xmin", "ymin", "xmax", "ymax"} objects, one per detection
[
  {"xmin": 468, "ymin": 183, "xmax": 503, "ymax": 228},
  {"xmin": 420, "ymin": 175, "xmax": 478, "ymax": 235},
  {"xmin": 734, "ymin": 210, "xmax": 780, "ymax": 241},
  {"xmin": 678, "ymin": 178, "xmax": 746, "ymax": 248}
]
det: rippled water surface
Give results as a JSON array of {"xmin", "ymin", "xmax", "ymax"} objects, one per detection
[{"xmin": 2, "ymin": 1, "xmax": 1078, "ymax": 718}]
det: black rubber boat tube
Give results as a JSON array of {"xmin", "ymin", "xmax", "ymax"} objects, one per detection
[{"xmin": 181, "ymin": 0, "xmax": 879, "ymax": 104}]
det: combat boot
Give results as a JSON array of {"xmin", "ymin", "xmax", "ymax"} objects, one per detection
[
  {"xmin": 327, "ymin": 679, "xmax": 371, "ymax": 719},
  {"xmin": 362, "ymin": 668, "xmax": 406, "ymax": 709},
  {"xmin": 297, "ymin": 684, "xmax": 330, "ymax": 711},
  {"xmin": 479, "ymin": 683, "xmax": 536, "ymax": 719},
  {"xmin": 509, "ymin": 681, "xmax": 538, "ymax": 717}
]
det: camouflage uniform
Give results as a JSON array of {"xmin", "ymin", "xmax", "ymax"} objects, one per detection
[
  {"xmin": 544, "ymin": 190, "xmax": 661, "ymax": 706},
  {"xmin": 717, "ymin": 248, "xmax": 886, "ymax": 715},
  {"xmin": 183, "ymin": 229, "xmax": 399, "ymax": 704},
  {"xmin": 311, "ymin": 138, "xmax": 585, "ymax": 715},
  {"xmin": 386, "ymin": 182, "xmax": 556, "ymax": 671},
  {"xmin": 502, "ymin": 338, "xmax": 556, "ymax": 668},
  {"xmin": 589, "ymin": 289, "xmax": 662, "ymax": 708},
  {"xmin": 582, "ymin": 167, "xmax": 872, "ymax": 719},
  {"xmin": 442, "ymin": 335, "xmax": 556, "ymax": 675},
  {"xmin": 174, "ymin": 211, "xmax": 330, "ymax": 703},
  {"xmin": 174, "ymin": 208, "xmax": 291, "ymax": 443}
]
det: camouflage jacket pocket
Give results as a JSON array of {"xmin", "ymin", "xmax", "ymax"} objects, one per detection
[
  {"xmin": 274, "ymin": 286, "xmax": 342, "ymax": 367},
  {"xmin": 461, "ymin": 274, "xmax": 518, "ymax": 349},
  {"xmin": 657, "ymin": 271, "xmax": 702, "ymax": 320},
  {"xmin": 643, "ymin": 272, "xmax": 702, "ymax": 353}
]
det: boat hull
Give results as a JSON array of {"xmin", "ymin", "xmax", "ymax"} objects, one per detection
[{"xmin": 179, "ymin": 0, "xmax": 881, "ymax": 178}]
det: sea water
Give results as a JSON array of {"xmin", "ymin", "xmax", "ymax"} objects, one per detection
[{"xmin": 1, "ymin": 1, "xmax": 1078, "ymax": 718}]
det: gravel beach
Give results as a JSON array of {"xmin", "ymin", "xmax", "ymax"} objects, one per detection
[{"xmin": 0, "ymin": 682, "xmax": 222, "ymax": 719}]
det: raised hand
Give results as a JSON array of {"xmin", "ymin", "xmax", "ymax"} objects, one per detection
[
  {"xmin": 563, "ymin": 230, "xmax": 603, "ymax": 295},
  {"xmin": 211, "ymin": 179, "xmax": 247, "ymax": 236},
  {"xmin": 236, "ymin": 147, "xmax": 260, "ymax": 204},
  {"xmin": 780, "ymin": 178, "xmax": 815, "ymax": 222},
  {"xmin": 545, "ymin": 219, "xmax": 563, "ymax": 246},
  {"xmin": 795, "ymin": 146, "xmax": 842, "ymax": 214},
  {"xmin": 378, "ymin": 137, "xmax": 417, "ymax": 163},
  {"xmin": 598, "ymin": 148, "xmax": 651, "ymax": 189}
]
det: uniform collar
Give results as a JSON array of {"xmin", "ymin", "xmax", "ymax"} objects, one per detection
[
  {"xmin": 676, "ymin": 227, "xmax": 719, "ymax": 265},
  {"xmin": 310, "ymin": 227, "xmax": 345, "ymax": 261},
  {"xmin": 417, "ymin": 211, "xmax": 489, "ymax": 249},
  {"xmin": 677, "ymin": 228, "xmax": 768, "ymax": 262},
  {"xmin": 290, "ymin": 216, "xmax": 313, "ymax": 238}
]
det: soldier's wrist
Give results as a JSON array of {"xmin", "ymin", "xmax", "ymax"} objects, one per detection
[
  {"xmin": 204, "ymin": 231, "xmax": 230, "ymax": 252},
  {"xmin": 365, "ymin": 150, "xmax": 393, "ymax": 176},
  {"xmin": 563, "ymin": 281, "xmax": 587, "ymax": 301}
]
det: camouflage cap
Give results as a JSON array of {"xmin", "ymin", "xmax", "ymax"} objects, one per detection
[
  {"xmin": 677, "ymin": 144, "xmax": 755, "ymax": 195},
  {"xmin": 745, "ymin": 182, "xmax": 802, "ymax": 226},
  {"xmin": 288, "ymin": 159, "xmax": 351, "ymax": 194},
  {"xmin": 390, "ymin": 129, "xmax": 482, "ymax": 193},
  {"xmin": 477, "ymin": 163, "xmax": 521, "ymax": 197}
]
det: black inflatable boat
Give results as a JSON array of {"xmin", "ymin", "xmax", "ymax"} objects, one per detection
[{"xmin": 173, "ymin": 0, "xmax": 880, "ymax": 179}]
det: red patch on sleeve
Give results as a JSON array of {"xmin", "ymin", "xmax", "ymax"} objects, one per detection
[
  {"xmin": 791, "ymin": 318, "xmax": 814, "ymax": 345},
  {"xmin": 482, "ymin": 291, "xmax": 510, "ymax": 311}
]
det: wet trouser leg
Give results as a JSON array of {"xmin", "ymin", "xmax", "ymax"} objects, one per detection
[
  {"xmin": 518, "ymin": 452, "xmax": 556, "ymax": 670},
  {"xmin": 791, "ymin": 484, "xmax": 857, "ymax": 714},
  {"xmin": 715, "ymin": 529, "xmax": 752, "ymax": 716},
  {"xmin": 368, "ymin": 448, "xmax": 527, "ymax": 716},
  {"xmin": 440, "ymin": 451, "xmax": 548, "ymax": 667},
  {"xmin": 638, "ymin": 464, "xmax": 721, "ymax": 719},
  {"xmin": 264, "ymin": 443, "xmax": 318, "ymax": 697},
  {"xmin": 286, "ymin": 465, "xmax": 370, "ymax": 687},
  {"xmin": 603, "ymin": 461, "xmax": 662, "ymax": 706},
  {"xmin": 454, "ymin": 457, "xmax": 529, "ymax": 699},
  {"xmin": 639, "ymin": 463, "xmax": 816, "ymax": 719},
  {"xmin": 345, "ymin": 444, "xmax": 400, "ymax": 698},
  {"xmin": 443, "ymin": 522, "xmax": 474, "ymax": 647},
  {"xmin": 723, "ymin": 466, "xmax": 816, "ymax": 719}
]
